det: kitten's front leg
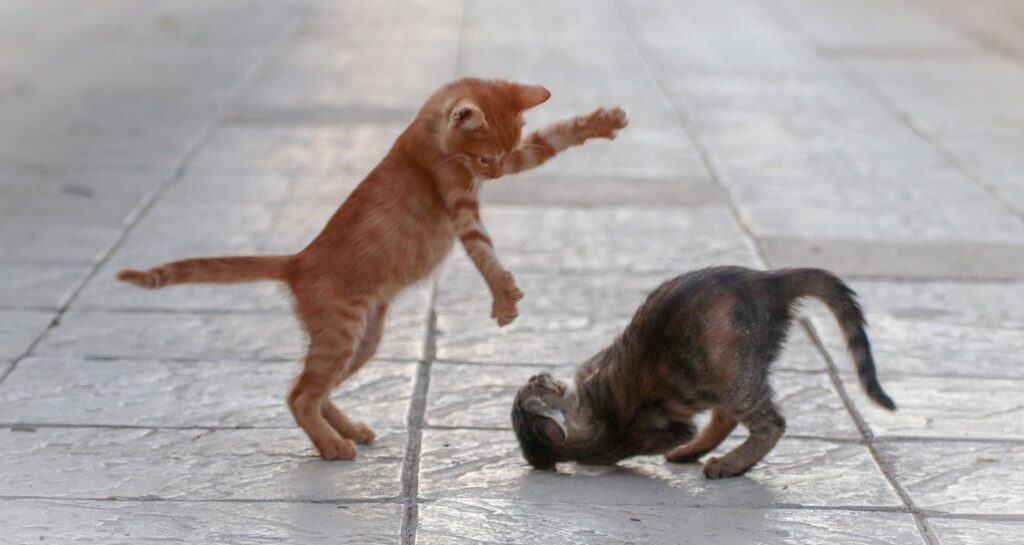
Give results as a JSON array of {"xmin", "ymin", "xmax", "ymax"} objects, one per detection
[
  {"xmin": 447, "ymin": 191, "xmax": 522, "ymax": 326},
  {"xmin": 502, "ymin": 107, "xmax": 628, "ymax": 176}
]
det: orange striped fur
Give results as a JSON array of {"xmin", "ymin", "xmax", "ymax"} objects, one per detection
[{"xmin": 116, "ymin": 78, "xmax": 628, "ymax": 460}]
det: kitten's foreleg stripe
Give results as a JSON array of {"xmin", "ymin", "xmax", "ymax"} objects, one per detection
[
  {"xmin": 460, "ymin": 230, "xmax": 493, "ymax": 246},
  {"xmin": 450, "ymin": 197, "xmax": 480, "ymax": 215}
]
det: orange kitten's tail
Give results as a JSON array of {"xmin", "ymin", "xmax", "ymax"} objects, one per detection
[{"xmin": 117, "ymin": 255, "xmax": 292, "ymax": 289}]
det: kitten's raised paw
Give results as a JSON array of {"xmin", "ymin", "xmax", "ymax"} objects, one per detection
[
  {"xmin": 702, "ymin": 456, "xmax": 750, "ymax": 479},
  {"xmin": 491, "ymin": 272, "xmax": 523, "ymax": 327},
  {"xmin": 315, "ymin": 436, "xmax": 357, "ymax": 461},
  {"xmin": 577, "ymin": 107, "xmax": 628, "ymax": 140},
  {"xmin": 348, "ymin": 422, "xmax": 376, "ymax": 445}
]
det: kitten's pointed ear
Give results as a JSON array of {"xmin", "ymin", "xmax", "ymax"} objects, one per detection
[
  {"xmin": 538, "ymin": 416, "xmax": 567, "ymax": 445},
  {"xmin": 516, "ymin": 84, "xmax": 551, "ymax": 110},
  {"xmin": 449, "ymin": 100, "xmax": 487, "ymax": 131}
]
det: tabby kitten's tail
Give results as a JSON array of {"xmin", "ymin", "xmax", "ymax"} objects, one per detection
[
  {"xmin": 117, "ymin": 255, "xmax": 292, "ymax": 289},
  {"xmin": 783, "ymin": 268, "xmax": 897, "ymax": 411}
]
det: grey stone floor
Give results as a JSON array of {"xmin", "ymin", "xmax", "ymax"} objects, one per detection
[{"xmin": 1, "ymin": 0, "xmax": 1023, "ymax": 543}]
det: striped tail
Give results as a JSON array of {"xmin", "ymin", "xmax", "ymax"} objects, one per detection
[
  {"xmin": 782, "ymin": 268, "xmax": 896, "ymax": 410},
  {"xmin": 117, "ymin": 255, "xmax": 292, "ymax": 289}
]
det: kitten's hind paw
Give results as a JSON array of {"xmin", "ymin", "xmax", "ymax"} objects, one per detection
[
  {"xmin": 664, "ymin": 444, "xmax": 709, "ymax": 464},
  {"xmin": 348, "ymin": 422, "xmax": 376, "ymax": 445},
  {"xmin": 315, "ymin": 436, "xmax": 357, "ymax": 461},
  {"xmin": 702, "ymin": 456, "xmax": 751, "ymax": 479}
]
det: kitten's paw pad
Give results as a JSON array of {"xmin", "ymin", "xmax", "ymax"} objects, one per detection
[
  {"xmin": 577, "ymin": 107, "xmax": 628, "ymax": 140},
  {"xmin": 702, "ymin": 456, "xmax": 749, "ymax": 479},
  {"xmin": 315, "ymin": 436, "xmax": 357, "ymax": 461},
  {"xmin": 348, "ymin": 422, "xmax": 376, "ymax": 445}
]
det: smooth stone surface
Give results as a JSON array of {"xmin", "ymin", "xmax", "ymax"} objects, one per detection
[
  {"xmin": 0, "ymin": 357, "xmax": 416, "ymax": 430},
  {"xmin": 475, "ymin": 205, "xmax": 760, "ymax": 274},
  {"xmin": 419, "ymin": 429, "xmax": 900, "ymax": 508},
  {"xmin": 0, "ymin": 264, "xmax": 85, "ymax": 310},
  {"xmin": 482, "ymin": 175, "xmax": 725, "ymax": 207},
  {"xmin": 760, "ymin": 238, "xmax": 1024, "ymax": 280},
  {"xmin": 845, "ymin": 375, "xmax": 1024, "ymax": 440},
  {"xmin": 928, "ymin": 517, "xmax": 1024, "ymax": 545},
  {"xmin": 418, "ymin": 500, "xmax": 925, "ymax": 545},
  {"xmin": 876, "ymin": 440, "xmax": 1024, "ymax": 515},
  {"xmin": 808, "ymin": 281, "xmax": 1024, "ymax": 378},
  {"xmin": 0, "ymin": 500, "xmax": 402, "ymax": 545},
  {"xmin": 427, "ymin": 362, "xmax": 855, "ymax": 438},
  {"xmin": 0, "ymin": 310, "xmax": 52, "ymax": 359},
  {"xmin": 33, "ymin": 309, "xmax": 424, "ymax": 361},
  {"xmin": 0, "ymin": 427, "xmax": 404, "ymax": 501}
]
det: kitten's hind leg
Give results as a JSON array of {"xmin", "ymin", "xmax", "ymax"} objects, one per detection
[
  {"xmin": 322, "ymin": 301, "xmax": 389, "ymax": 446},
  {"xmin": 665, "ymin": 407, "xmax": 737, "ymax": 464},
  {"xmin": 702, "ymin": 398, "xmax": 785, "ymax": 479},
  {"xmin": 289, "ymin": 297, "xmax": 368, "ymax": 460}
]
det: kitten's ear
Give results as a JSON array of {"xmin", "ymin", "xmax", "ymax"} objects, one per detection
[
  {"xmin": 516, "ymin": 84, "xmax": 551, "ymax": 110},
  {"xmin": 538, "ymin": 416, "xmax": 567, "ymax": 445},
  {"xmin": 449, "ymin": 100, "xmax": 487, "ymax": 131}
]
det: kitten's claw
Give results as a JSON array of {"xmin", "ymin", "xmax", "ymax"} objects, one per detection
[
  {"xmin": 702, "ymin": 456, "xmax": 750, "ymax": 479},
  {"xmin": 315, "ymin": 436, "xmax": 358, "ymax": 461},
  {"xmin": 576, "ymin": 107, "xmax": 628, "ymax": 140},
  {"xmin": 348, "ymin": 422, "xmax": 376, "ymax": 445}
]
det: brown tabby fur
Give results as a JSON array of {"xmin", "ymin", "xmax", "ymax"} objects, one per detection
[
  {"xmin": 118, "ymin": 78, "xmax": 628, "ymax": 460},
  {"xmin": 512, "ymin": 266, "xmax": 896, "ymax": 479}
]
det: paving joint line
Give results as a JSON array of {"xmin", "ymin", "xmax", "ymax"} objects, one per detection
[
  {"xmin": 764, "ymin": 0, "xmax": 1023, "ymax": 225},
  {"xmin": 399, "ymin": 279, "xmax": 438, "ymax": 545},
  {"xmin": 0, "ymin": 14, "xmax": 305, "ymax": 389},
  {"xmin": 800, "ymin": 318, "xmax": 941, "ymax": 545},
  {"xmin": 617, "ymin": 3, "xmax": 944, "ymax": 542}
]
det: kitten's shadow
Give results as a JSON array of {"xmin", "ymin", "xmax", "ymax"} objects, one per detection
[{"xmin": 515, "ymin": 457, "xmax": 780, "ymax": 508}]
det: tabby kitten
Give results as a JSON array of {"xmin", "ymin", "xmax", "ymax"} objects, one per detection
[
  {"xmin": 118, "ymin": 78, "xmax": 628, "ymax": 460},
  {"xmin": 512, "ymin": 266, "xmax": 895, "ymax": 479}
]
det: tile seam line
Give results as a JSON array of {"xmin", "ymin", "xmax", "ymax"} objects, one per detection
[
  {"xmin": 801, "ymin": 318, "xmax": 939, "ymax": 545},
  {"xmin": 0, "ymin": 13, "xmax": 307, "ymax": 389},
  {"xmin": 764, "ymin": 0, "xmax": 1024, "ymax": 225},
  {"xmin": 615, "ymin": 2, "xmax": 938, "ymax": 543}
]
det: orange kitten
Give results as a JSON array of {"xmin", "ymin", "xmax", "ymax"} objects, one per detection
[{"xmin": 118, "ymin": 78, "xmax": 628, "ymax": 460}]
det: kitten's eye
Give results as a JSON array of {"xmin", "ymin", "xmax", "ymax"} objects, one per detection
[{"xmin": 478, "ymin": 156, "xmax": 495, "ymax": 165}]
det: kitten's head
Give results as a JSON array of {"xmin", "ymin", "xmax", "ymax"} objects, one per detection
[
  {"xmin": 436, "ymin": 78, "xmax": 550, "ymax": 179},
  {"xmin": 511, "ymin": 372, "xmax": 571, "ymax": 470}
]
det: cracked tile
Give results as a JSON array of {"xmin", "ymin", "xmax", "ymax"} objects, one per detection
[
  {"xmin": 418, "ymin": 499, "xmax": 924, "ymax": 545},
  {"xmin": 0, "ymin": 427, "xmax": 404, "ymax": 501},
  {"xmin": 419, "ymin": 429, "xmax": 899, "ymax": 508},
  {"xmin": 0, "ymin": 357, "xmax": 416, "ymax": 430},
  {"xmin": 0, "ymin": 499, "xmax": 401, "ymax": 545}
]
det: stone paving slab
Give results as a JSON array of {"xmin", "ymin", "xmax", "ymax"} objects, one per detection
[
  {"xmin": 875, "ymin": 440, "xmax": 1024, "ymax": 515},
  {"xmin": 808, "ymin": 281, "xmax": 1024, "ymax": 378},
  {"xmin": 927, "ymin": 518, "xmax": 1024, "ymax": 545},
  {"xmin": 418, "ymin": 499, "xmax": 925, "ymax": 545},
  {"xmin": 0, "ymin": 310, "xmax": 52, "ymax": 360},
  {"xmin": 0, "ymin": 499, "xmax": 402, "ymax": 545},
  {"xmin": 0, "ymin": 264, "xmax": 86, "ymax": 310},
  {"xmin": 427, "ymin": 362, "xmax": 857, "ymax": 439},
  {"xmin": 34, "ymin": 309, "xmax": 424, "ymax": 362},
  {"xmin": 0, "ymin": 427, "xmax": 404, "ymax": 501},
  {"xmin": 846, "ymin": 375, "xmax": 1024, "ymax": 441},
  {"xmin": 0, "ymin": 357, "xmax": 416, "ymax": 430},
  {"xmin": 419, "ymin": 429, "xmax": 900, "ymax": 508}
]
